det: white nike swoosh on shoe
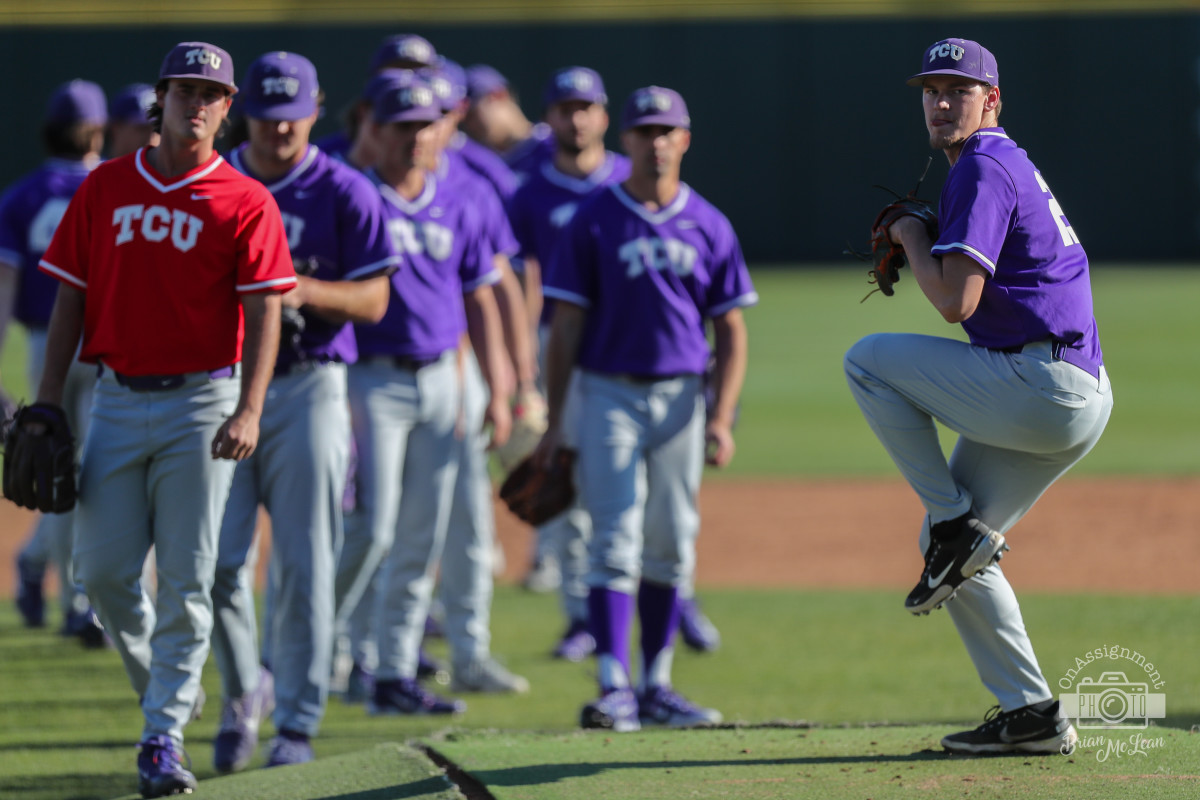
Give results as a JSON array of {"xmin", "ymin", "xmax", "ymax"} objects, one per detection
[{"xmin": 926, "ymin": 561, "xmax": 954, "ymax": 588}]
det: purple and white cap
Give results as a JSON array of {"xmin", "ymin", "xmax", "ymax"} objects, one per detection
[
  {"xmin": 45, "ymin": 80, "xmax": 107, "ymax": 125},
  {"xmin": 424, "ymin": 57, "xmax": 467, "ymax": 113},
  {"xmin": 240, "ymin": 52, "xmax": 320, "ymax": 120},
  {"xmin": 109, "ymin": 83, "xmax": 156, "ymax": 124},
  {"xmin": 159, "ymin": 41, "xmax": 237, "ymax": 93},
  {"xmin": 370, "ymin": 34, "xmax": 437, "ymax": 73},
  {"xmin": 543, "ymin": 66, "xmax": 607, "ymax": 108},
  {"xmin": 620, "ymin": 86, "xmax": 690, "ymax": 130},
  {"xmin": 906, "ymin": 38, "xmax": 999, "ymax": 87},
  {"xmin": 373, "ymin": 73, "xmax": 442, "ymax": 124},
  {"xmin": 466, "ymin": 64, "xmax": 508, "ymax": 100}
]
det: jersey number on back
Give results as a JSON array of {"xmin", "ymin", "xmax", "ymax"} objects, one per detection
[
  {"xmin": 619, "ymin": 236, "xmax": 697, "ymax": 279},
  {"xmin": 1034, "ymin": 171, "xmax": 1080, "ymax": 248},
  {"xmin": 30, "ymin": 199, "xmax": 71, "ymax": 254}
]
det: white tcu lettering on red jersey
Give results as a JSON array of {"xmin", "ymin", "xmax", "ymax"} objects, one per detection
[
  {"xmin": 112, "ymin": 204, "xmax": 204, "ymax": 253},
  {"xmin": 618, "ymin": 236, "xmax": 698, "ymax": 278},
  {"xmin": 386, "ymin": 218, "xmax": 452, "ymax": 261}
]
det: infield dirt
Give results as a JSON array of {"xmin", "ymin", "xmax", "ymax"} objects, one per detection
[{"xmin": 1, "ymin": 477, "xmax": 1193, "ymax": 597}]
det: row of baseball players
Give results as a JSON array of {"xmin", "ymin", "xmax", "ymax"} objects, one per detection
[
  {"xmin": 8, "ymin": 30, "xmax": 1109, "ymax": 798},
  {"xmin": 5, "ymin": 33, "xmax": 755, "ymax": 797}
]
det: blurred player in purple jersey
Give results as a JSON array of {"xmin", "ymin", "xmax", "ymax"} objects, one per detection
[
  {"xmin": 107, "ymin": 83, "xmax": 159, "ymax": 158},
  {"xmin": 535, "ymin": 86, "xmax": 756, "ymax": 731},
  {"xmin": 315, "ymin": 34, "xmax": 439, "ymax": 167},
  {"xmin": 463, "ymin": 64, "xmax": 554, "ymax": 185},
  {"xmin": 347, "ymin": 72, "xmax": 512, "ymax": 716},
  {"xmin": 208, "ymin": 51, "xmax": 399, "ymax": 770},
  {"xmin": 845, "ymin": 38, "xmax": 1111, "ymax": 756},
  {"xmin": 507, "ymin": 66, "xmax": 629, "ymax": 660},
  {"xmin": 0, "ymin": 80, "xmax": 108, "ymax": 646}
]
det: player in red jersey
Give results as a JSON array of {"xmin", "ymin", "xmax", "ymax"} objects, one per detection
[{"xmin": 33, "ymin": 42, "xmax": 296, "ymax": 798}]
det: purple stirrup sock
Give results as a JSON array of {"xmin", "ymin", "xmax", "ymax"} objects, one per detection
[
  {"xmin": 638, "ymin": 580, "xmax": 680, "ymax": 679},
  {"xmin": 588, "ymin": 587, "xmax": 634, "ymax": 681}
]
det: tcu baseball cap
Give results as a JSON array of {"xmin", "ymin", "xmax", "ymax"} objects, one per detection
[
  {"xmin": 45, "ymin": 80, "xmax": 108, "ymax": 125},
  {"xmin": 423, "ymin": 57, "xmax": 467, "ymax": 113},
  {"xmin": 370, "ymin": 34, "xmax": 437, "ymax": 73},
  {"xmin": 907, "ymin": 38, "xmax": 999, "ymax": 87},
  {"xmin": 466, "ymin": 64, "xmax": 508, "ymax": 100},
  {"xmin": 159, "ymin": 42, "xmax": 238, "ymax": 93},
  {"xmin": 240, "ymin": 52, "xmax": 320, "ymax": 120},
  {"xmin": 373, "ymin": 74, "xmax": 442, "ymax": 124},
  {"xmin": 544, "ymin": 66, "xmax": 607, "ymax": 108},
  {"xmin": 109, "ymin": 83, "xmax": 156, "ymax": 124},
  {"xmin": 620, "ymin": 86, "xmax": 690, "ymax": 131}
]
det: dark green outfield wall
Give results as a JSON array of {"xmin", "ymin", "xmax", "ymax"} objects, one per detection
[{"xmin": 1, "ymin": 15, "xmax": 1196, "ymax": 262}]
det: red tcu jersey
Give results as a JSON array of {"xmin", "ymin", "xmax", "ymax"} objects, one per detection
[{"xmin": 39, "ymin": 148, "xmax": 296, "ymax": 376}]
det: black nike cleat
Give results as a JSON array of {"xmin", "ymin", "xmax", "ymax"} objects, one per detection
[
  {"xmin": 942, "ymin": 700, "xmax": 1078, "ymax": 755},
  {"xmin": 905, "ymin": 514, "xmax": 1008, "ymax": 615}
]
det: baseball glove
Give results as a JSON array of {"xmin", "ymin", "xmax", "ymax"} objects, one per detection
[
  {"xmin": 2, "ymin": 403, "xmax": 77, "ymax": 513},
  {"xmin": 492, "ymin": 390, "xmax": 548, "ymax": 472},
  {"xmin": 849, "ymin": 159, "xmax": 939, "ymax": 301},
  {"xmin": 499, "ymin": 448, "xmax": 575, "ymax": 527}
]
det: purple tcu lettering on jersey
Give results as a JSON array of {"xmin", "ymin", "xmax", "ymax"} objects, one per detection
[
  {"xmin": 543, "ymin": 183, "xmax": 757, "ymax": 377},
  {"xmin": 932, "ymin": 128, "xmax": 1102, "ymax": 367},
  {"xmin": 230, "ymin": 144, "xmax": 401, "ymax": 367},
  {"xmin": 0, "ymin": 160, "xmax": 96, "ymax": 328},
  {"xmin": 435, "ymin": 150, "xmax": 519, "ymax": 258},
  {"xmin": 359, "ymin": 171, "xmax": 499, "ymax": 360}
]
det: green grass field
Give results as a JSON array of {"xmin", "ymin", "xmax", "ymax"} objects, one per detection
[{"xmin": 1, "ymin": 266, "xmax": 1196, "ymax": 798}]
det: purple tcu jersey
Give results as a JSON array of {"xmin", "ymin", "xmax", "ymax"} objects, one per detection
[
  {"xmin": 434, "ymin": 150, "xmax": 519, "ymax": 258},
  {"xmin": 312, "ymin": 130, "xmax": 351, "ymax": 162},
  {"xmin": 503, "ymin": 123, "xmax": 555, "ymax": 186},
  {"xmin": 510, "ymin": 153, "xmax": 631, "ymax": 269},
  {"xmin": 933, "ymin": 128, "xmax": 1103, "ymax": 374},
  {"xmin": 448, "ymin": 131, "xmax": 518, "ymax": 201},
  {"xmin": 358, "ymin": 170, "xmax": 499, "ymax": 360},
  {"xmin": 230, "ymin": 144, "xmax": 401, "ymax": 368},
  {"xmin": 544, "ymin": 183, "xmax": 757, "ymax": 377},
  {"xmin": 0, "ymin": 159, "xmax": 97, "ymax": 328}
]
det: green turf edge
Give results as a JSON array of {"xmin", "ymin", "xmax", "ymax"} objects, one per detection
[
  {"xmin": 431, "ymin": 726, "xmax": 1200, "ymax": 800},
  {"xmin": 109, "ymin": 742, "xmax": 462, "ymax": 800}
]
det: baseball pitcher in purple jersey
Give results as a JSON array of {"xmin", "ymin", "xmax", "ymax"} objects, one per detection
[
  {"xmin": 845, "ymin": 38, "xmax": 1112, "ymax": 756},
  {"xmin": 344, "ymin": 73, "xmax": 512, "ymax": 716},
  {"xmin": 0, "ymin": 80, "xmax": 108, "ymax": 646},
  {"xmin": 535, "ymin": 86, "xmax": 756, "ymax": 731},
  {"xmin": 209, "ymin": 52, "xmax": 398, "ymax": 772}
]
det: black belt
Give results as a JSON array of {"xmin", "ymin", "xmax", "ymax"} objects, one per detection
[
  {"xmin": 104, "ymin": 365, "xmax": 236, "ymax": 392},
  {"xmin": 274, "ymin": 358, "xmax": 338, "ymax": 378},
  {"xmin": 616, "ymin": 372, "xmax": 693, "ymax": 384},
  {"xmin": 367, "ymin": 354, "xmax": 442, "ymax": 371},
  {"xmin": 995, "ymin": 340, "xmax": 1101, "ymax": 380}
]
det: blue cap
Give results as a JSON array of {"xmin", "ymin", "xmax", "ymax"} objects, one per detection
[
  {"xmin": 240, "ymin": 52, "xmax": 320, "ymax": 120},
  {"xmin": 46, "ymin": 80, "xmax": 108, "ymax": 125},
  {"xmin": 544, "ymin": 67, "xmax": 607, "ymax": 108},
  {"xmin": 373, "ymin": 74, "xmax": 442, "ymax": 124},
  {"xmin": 159, "ymin": 41, "xmax": 237, "ymax": 93},
  {"xmin": 907, "ymin": 38, "xmax": 999, "ymax": 87},
  {"xmin": 109, "ymin": 83, "xmax": 156, "ymax": 125},
  {"xmin": 620, "ymin": 86, "xmax": 690, "ymax": 131},
  {"xmin": 370, "ymin": 34, "xmax": 437, "ymax": 73},
  {"xmin": 423, "ymin": 57, "xmax": 467, "ymax": 113},
  {"xmin": 466, "ymin": 64, "xmax": 508, "ymax": 100}
]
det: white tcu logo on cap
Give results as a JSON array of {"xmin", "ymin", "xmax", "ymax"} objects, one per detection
[
  {"xmin": 400, "ymin": 86, "xmax": 434, "ymax": 107},
  {"xmin": 262, "ymin": 76, "xmax": 301, "ymax": 97},
  {"xmin": 398, "ymin": 41, "xmax": 432, "ymax": 62},
  {"xmin": 138, "ymin": 89, "xmax": 157, "ymax": 112},
  {"xmin": 636, "ymin": 91, "xmax": 671, "ymax": 112},
  {"xmin": 185, "ymin": 48, "xmax": 222, "ymax": 69},
  {"xmin": 558, "ymin": 71, "xmax": 593, "ymax": 91},
  {"xmin": 930, "ymin": 43, "xmax": 965, "ymax": 62},
  {"xmin": 431, "ymin": 76, "xmax": 451, "ymax": 100}
]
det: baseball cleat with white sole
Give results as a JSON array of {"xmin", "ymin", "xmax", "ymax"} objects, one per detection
[
  {"xmin": 941, "ymin": 700, "xmax": 1078, "ymax": 755},
  {"xmin": 906, "ymin": 515, "xmax": 1008, "ymax": 615}
]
